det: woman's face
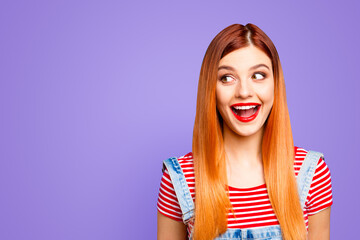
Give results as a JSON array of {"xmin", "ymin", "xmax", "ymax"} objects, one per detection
[{"xmin": 216, "ymin": 45, "xmax": 274, "ymax": 137}]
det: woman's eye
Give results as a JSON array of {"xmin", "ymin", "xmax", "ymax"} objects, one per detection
[
  {"xmin": 252, "ymin": 72, "xmax": 266, "ymax": 80},
  {"xmin": 220, "ymin": 75, "xmax": 234, "ymax": 83}
]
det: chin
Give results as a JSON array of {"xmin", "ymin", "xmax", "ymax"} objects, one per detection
[{"xmin": 232, "ymin": 127, "xmax": 260, "ymax": 137}]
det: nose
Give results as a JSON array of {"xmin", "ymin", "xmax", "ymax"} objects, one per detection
[{"xmin": 235, "ymin": 78, "xmax": 253, "ymax": 99}]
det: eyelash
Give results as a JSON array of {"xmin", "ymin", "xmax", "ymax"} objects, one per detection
[
  {"xmin": 252, "ymin": 72, "xmax": 267, "ymax": 79},
  {"xmin": 219, "ymin": 72, "xmax": 267, "ymax": 83}
]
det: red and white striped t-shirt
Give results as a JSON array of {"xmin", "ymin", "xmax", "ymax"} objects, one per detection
[{"xmin": 157, "ymin": 146, "xmax": 333, "ymax": 235}]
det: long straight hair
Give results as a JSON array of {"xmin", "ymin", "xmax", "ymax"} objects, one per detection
[{"xmin": 192, "ymin": 23, "xmax": 307, "ymax": 240}]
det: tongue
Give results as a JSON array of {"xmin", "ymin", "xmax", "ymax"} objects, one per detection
[{"xmin": 239, "ymin": 108, "xmax": 256, "ymax": 117}]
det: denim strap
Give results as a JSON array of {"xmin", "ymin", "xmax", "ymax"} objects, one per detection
[
  {"xmin": 297, "ymin": 150, "xmax": 324, "ymax": 209},
  {"xmin": 163, "ymin": 157, "xmax": 195, "ymax": 224}
]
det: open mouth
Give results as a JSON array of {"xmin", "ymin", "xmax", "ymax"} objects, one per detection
[{"xmin": 230, "ymin": 104, "xmax": 261, "ymax": 122}]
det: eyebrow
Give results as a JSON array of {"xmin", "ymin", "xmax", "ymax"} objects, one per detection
[{"xmin": 218, "ymin": 63, "xmax": 270, "ymax": 71}]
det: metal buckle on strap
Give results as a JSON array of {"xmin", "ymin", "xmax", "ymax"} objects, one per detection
[{"xmin": 182, "ymin": 209, "xmax": 194, "ymax": 224}]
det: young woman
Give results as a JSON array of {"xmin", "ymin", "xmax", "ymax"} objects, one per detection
[{"xmin": 157, "ymin": 23, "xmax": 332, "ymax": 240}]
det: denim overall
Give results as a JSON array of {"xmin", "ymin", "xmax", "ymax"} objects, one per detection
[{"xmin": 162, "ymin": 150, "xmax": 324, "ymax": 240}]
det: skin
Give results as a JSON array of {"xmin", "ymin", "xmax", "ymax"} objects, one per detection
[
  {"xmin": 216, "ymin": 45, "xmax": 274, "ymax": 188},
  {"xmin": 157, "ymin": 45, "xmax": 330, "ymax": 239},
  {"xmin": 157, "ymin": 211, "xmax": 187, "ymax": 240},
  {"xmin": 307, "ymin": 207, "xmax": 331, "ymax": 240}
]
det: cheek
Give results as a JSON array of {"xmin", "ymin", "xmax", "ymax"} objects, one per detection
[
  {"xmin": 215, "ymin": 86, "xmax": 226, "ymax": 107},
  {"xmin": 216, "ymin": 84, "xmax": 234, "ymax": 102},
  {"xmin": 215, "ymin": 86, "xmax": 231, "ymax": 117},
  {"xmin": 258, "ymin": 84, "xmax": 274, "ymax": 106}
]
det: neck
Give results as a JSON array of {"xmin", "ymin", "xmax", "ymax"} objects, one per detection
[{"xmin": 222, "ymin": 124, "xmax": 264, "ymax": 167}]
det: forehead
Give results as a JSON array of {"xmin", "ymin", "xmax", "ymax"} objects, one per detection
[{"xmin": 218, "ymin": 46, "xmax": 272, "ymax": 71}]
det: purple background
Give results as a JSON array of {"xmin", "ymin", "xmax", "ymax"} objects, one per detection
[{"xmin": 0, "ymin": 0, "xmax": 358, "ymax": 239}]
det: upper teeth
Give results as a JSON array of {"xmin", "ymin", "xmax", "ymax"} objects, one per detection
[{"xmin": 233, "ymin": 105, "xmax": 258, "ymax": 110}]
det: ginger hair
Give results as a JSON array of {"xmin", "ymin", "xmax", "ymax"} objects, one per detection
[{"xmin": 192, "ymin": 23, "xmax": 306, "ymax": 240}]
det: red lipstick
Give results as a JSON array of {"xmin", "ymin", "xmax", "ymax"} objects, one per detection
[{"xmin": 230, "ymin": 102, "xmax": 261, "ymax": 123}]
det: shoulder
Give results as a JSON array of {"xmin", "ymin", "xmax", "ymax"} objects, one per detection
[
  {"xmin": 294, "ymin": 146, "xmax": 309, "ymax": 176},
  {"xmin": 294, "ymin": 146, "xmax": 330, "ymax": 179},
  {"xmin": 160, "ymin": 152, "xmax": 196, "ymax": 198},
  {"xmin": 293, "ymin": 146, "xmax": 328, "ymax": 177},
  {"xmin": 162, "ymin": 152, "xmax": 194, "ymax": 175},
  {"xmin": 293, "ymin": 147, "xmax": 333, "ymax": 214},
  {"xmin": 177, "ymin": 152, "xmax": 194, "ymax": 168}
]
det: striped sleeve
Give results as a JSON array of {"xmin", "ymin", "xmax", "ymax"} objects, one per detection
[
  {"xmin": 305, "ymin": 156, "xmax": 333, "ymax": 215},
  {"xmin": 157, "ymin": 168, "xmax": 183, "ymax": 221}
]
